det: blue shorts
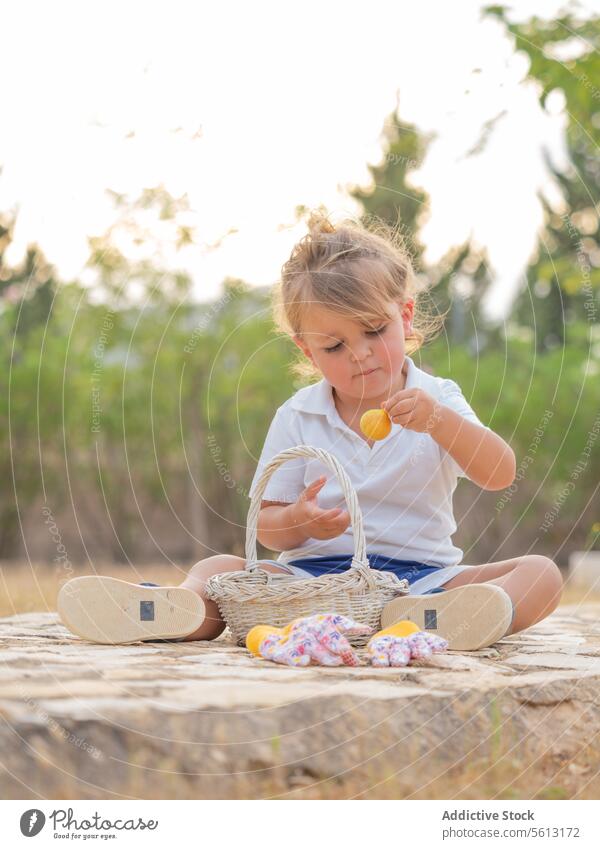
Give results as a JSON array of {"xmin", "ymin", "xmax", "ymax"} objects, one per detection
[{"xmin": 258, "ymin": 553, "xmax": 469, "ymax": 595}]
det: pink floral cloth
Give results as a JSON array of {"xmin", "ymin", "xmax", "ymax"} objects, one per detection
[
  {"xmin": 259, "ymin": 613, "xmax": 371, "ymax": 667},
  {"xmin": 256, "ymin": 612, "xmax": 449, "ymax": 667},
  {"xmin": 366, "ymin": 631, "xmax": 448, "ymax": 667}
]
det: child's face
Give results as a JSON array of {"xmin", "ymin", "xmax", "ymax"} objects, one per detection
[{"xmin": 293, "ymin": 298, "xmax": 415, "ymax": 401}]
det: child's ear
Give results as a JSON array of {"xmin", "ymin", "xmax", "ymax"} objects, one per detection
[
  {"xmin": 292, "ymin": 334, "xmax": 313, "ymax": 361},
  {"xmin": 401, "ymin": 299, "xmax": 415, "ymax": 330}
]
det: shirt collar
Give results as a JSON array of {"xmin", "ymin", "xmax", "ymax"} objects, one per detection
[{"xmin": 289, "ymin": 355, "xmax": 419, "ymax": 419}]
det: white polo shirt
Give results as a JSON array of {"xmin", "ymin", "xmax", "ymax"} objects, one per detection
[{"xmin": 248, "ymin": 355, "xmax": 489, "ymax": 568}]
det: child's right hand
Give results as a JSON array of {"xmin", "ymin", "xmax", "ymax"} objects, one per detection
[{"xmin": 291, "ymin": 476, "xmax": 351, "ymax": 540}]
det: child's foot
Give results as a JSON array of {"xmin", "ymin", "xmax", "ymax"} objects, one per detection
[
  {"xmin": 380, "ymin": 584, "xmax": 514, "ymax": 651},
  {"xmin": 57, "ymin": 576, "xmax": 205, "ymax": 644}
]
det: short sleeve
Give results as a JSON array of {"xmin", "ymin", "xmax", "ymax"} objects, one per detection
[
  {"xmin": 438, "ymin": 378, "xmax": 489, "ymax": 478},
  {"xmin": 248, "ymin": 406, "xmax": 306, "ymax": 503}
]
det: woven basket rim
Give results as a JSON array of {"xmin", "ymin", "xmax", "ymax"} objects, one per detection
[
  {"xmin": 243, "ymin": 445, "xmax": 371, "ymax": 578},
  {"xmin": 207, "ymin": 444, "xmax": 410, "ymax": 606}
]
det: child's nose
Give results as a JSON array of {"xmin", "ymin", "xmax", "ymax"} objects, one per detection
[{"xmin": 351, "ymin": 341, "xmax": 374, "ymax": 361}]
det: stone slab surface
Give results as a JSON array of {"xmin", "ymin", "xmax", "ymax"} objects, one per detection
[{"xmin": 1, "ymin": 607, "xmax": 600, "ymax": 798}]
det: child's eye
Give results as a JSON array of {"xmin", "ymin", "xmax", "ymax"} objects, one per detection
[{"xmin": 324, "ymin": 325, "xmax": 387, "ymax": 353}]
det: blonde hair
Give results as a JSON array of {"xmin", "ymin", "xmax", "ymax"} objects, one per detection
[{"xmin": 272, "ymin": 210, "xmax": 445, "ymax": 381}]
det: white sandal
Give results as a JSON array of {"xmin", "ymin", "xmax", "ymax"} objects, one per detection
[
  {"xmin": 57, "ymin": 576, "xmax": 205, "ymax": 644},
  {"xmin": 380, "ymin": 584, "xmax": 514, "ymax": 651}
]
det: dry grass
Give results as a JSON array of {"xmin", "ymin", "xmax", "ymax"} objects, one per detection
[
  {"xmin": 0, "ymin": 560, "xmax": 187, "ymax": 618},
  {"xmin": 226, "ymin": 739, "xmax": 600, "ymax": 801},
  {"xmin": 556, "ymin": 582, "xmax": 600, "ymax": 606},
  {"xmin": 2, "ymin": 560, "xmax": 600, "ymax": 800},
  {"xmin": 7, "ymin": 730, "xmax": 600, "ymax": 801},
  {"xmin": 2, "ymin": 561, "xmax": 597, "ymax": 618}
]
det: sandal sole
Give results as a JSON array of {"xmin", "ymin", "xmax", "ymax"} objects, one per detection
[
  {"xmin": 57, "ymin": 576, "xmax": 205, "ymax": 644},
  {"xmin": 380, "ymin": 584, "xmax": 513, "ymax": 651}
]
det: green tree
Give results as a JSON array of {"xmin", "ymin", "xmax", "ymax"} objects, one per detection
[
  {"xmin": 486, "ymin": 6, "xmax": 600, "ymax": 349},
  {"xmin": 347, "ymin": 105, "xmax": 497, "ymax": 348},
  {"xmin": 0, "ymin": 210, "xmax": 61, "ymax": 556},
  {"xmin": 349, "ymin": 107, "xmax": 431, "ymax": 266}
]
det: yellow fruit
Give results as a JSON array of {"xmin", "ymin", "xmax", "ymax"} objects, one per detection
[
  {"xmin": 374, "ymin": 619, "xmax": 421, "ymax": 639},
  {"xmin": 246, "ymin": 625, "xmax": 283, "ymax": 656},
  {"xmin": 360, "ymin": 408, "xmax": 391, "ymax": 440},
  {"xmin": 246, "ymin": 619, "xmax": 300, "ymax": 656}
]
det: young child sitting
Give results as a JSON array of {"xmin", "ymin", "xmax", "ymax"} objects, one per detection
[{"xmin": 58, "ymin": 212, "xmax": 563, "ymax": 650}]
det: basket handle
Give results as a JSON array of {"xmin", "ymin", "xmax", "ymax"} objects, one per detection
[{"xmin": 245, "ymin": 444, "xmax": 373, "ymax": 583}]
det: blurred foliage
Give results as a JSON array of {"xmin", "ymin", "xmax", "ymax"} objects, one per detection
[
  {"xmin": 424, "ymin": 330, "xmax": 600, "ymax": 558},
  {"xmin": 486, "ymin": 6, "xmax": 600, "ymax": 148},
  {"xmin": 0, "ymin": 210, "xmax": 57, "ymax": 339},
  {"xmin": 1, "ymin": 255, "xmax": 299, "ymax": 560},
  {"xmin": 487, "ymin": 6, "xmax": 600, "ymax": 349}
]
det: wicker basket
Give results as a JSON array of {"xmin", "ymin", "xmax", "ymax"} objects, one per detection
[{"xmin": 205, "ymin": 444, "xmax": 409, "ymax": 647}]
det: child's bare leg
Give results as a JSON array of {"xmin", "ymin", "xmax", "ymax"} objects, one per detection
[
  {"xmin": 179, "ymin": 555, "xmax": 290, "ymax": 641},
  {"xmin": 439, "ymin": 555, "xmax": 563, "ymax": 635}
]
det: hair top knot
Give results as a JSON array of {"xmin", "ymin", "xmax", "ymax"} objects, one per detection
[{"xmin": 307, "ymin": 211, "xmax": 336, "ymax": 236}]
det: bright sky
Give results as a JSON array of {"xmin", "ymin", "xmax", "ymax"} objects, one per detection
[{"xmin": 1, "ymin": 0, "xmax": 598, "ymax": 319}]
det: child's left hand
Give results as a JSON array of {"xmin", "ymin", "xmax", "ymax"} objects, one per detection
[{"xmin": 381, "ymin": 388, "xmax": 442, "ymax": 433}]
